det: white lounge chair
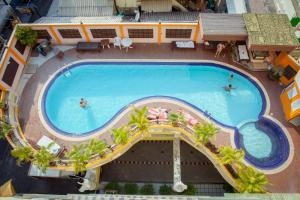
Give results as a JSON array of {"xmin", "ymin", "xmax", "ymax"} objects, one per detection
[{"xmin": 113, "ymin": 37, "xmax": 122, "ymax": 50}]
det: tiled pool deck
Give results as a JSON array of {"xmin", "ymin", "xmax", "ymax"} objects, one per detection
[{"xmin": 18, "ymin": 43, "xmax": 300, "ymax": 193}]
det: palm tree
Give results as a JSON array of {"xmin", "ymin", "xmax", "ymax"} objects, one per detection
[
  {"xmin": 112, "ymin": 126, "xmax": 130, "ymax": 145},
  {"xmin": 218, "ymin": 146, "xmax": 245, "ymax": 167},
  {"xmin": 236, "ymin": 166, "xmax": 268, "ymax": 193},
  {"xmin": 11, "ymin": 146, "xmax": 34, "ymax": 165},
  {"xmin": 168, "ymin": 112, "xmax": 187, "ymax": 127},
  {"xmin": 0, "ymin": 121, "xmax": 13, "ymax": 139},
  {"xmin": 128, "ymin": 106, "xmax": 149, "ymax": 132},
  {"xmin": 33, "ymin": 146, "xmax": 55, "ymax": 173},
  {"xmin": 193, "ymin": 122, "xmax": 218, "ymax": 144},
  {"xmin": 66, "ymin": 144, "xmax": 91, "ymax": 174},
  {"xmin": 86, "ymin": 139, "xmax": 107, "ymax": 156}
]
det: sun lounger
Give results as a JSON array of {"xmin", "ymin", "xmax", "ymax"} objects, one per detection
[
  {"xmin": 178, "ymin": 109, "xmax": 198, "ymax": 126},
  {"xmin": 76, "ymin": 42, "xmax": 102, "ymax": 52},
  {"xmin": 171, "ymin": 41, "xmax": 196, "ymax": 50},
  {"xmin": 148, "ymin": 107, "xmax": 168, "ymax": 120},
  {"xmin": 37, "ymin": 135, "xmax": 61, "ymax": 155}
]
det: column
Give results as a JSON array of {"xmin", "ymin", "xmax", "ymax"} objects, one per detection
[{"xmin": 173, "ymin": 137, "xmax": 187, "ymax": 193}]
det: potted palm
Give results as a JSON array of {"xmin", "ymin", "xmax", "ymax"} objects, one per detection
[
  {"xmin": 66, "ymin": 144, "xmax": 91, "ymax": 174},
  {"xmin": 11, "ymin": 145, "xmax": 34, "ymax": 166},
  {"xmin": 86, "ymin": 139, "xmax": 107, "ymax": 157},
  {"xmin": 0, "ymin": 121, "xmax": 13, "ymax": 140},
  {"xmin": 112, "ymin": 126, "xmax": 130, "ymax": 145},
  {"xmin": 128, "ymin": 106, "xmax": 149, "ymax": 133},
  {"xmin": 168, "ymin": 112, "xmax": 187, "ymax": 127},
  {"xmin": 169, "ymin": 112, "xmax": 180, "ymax": 127},
  {"xmin": 267, "ymin": 65, "xmax": 284, "ymax": 81},
  {"xmin": 0, "ymin": 101, "xmax": 8, "ymax": 111},
  {"xmin": 15, "ymin": 26, "xmax": 38, "ymax": 47},
  {"xmin": 236, "ymin": 166, "xmax": 268, "ymax": 193},
  {"xmin": 218, "ymin": 146, "xmax": 245, "ymax": 178},
  {"xmin": 218, "ymin": 146, "xmax": 244, "ymax": 166},
  {"xmin": 33, "ymin": 145, "xmax": 56, "ymax": 173},
  {"xmin": 193, "ymin": 122, "xmax": 219, "ymax": 153}
]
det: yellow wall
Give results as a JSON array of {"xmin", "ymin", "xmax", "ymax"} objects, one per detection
[
  {"xmin": 275, "ymin": 52, "xmax": 300, "ymax": 85},
  {"xmin": 0, "ymin": 28, "xmax": 31, "ymax": 91},
  {"xmin": 27, "ymin": 23, "xmax": 200, "ymax": 45},
  {"xmin": 280, "ymin": 69, "xmax": 300, "ymax": 121}
]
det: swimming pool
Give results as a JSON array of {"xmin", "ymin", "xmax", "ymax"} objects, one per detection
[
  {"xmin": 40, "ymin": 61, "xmax": 291, "ymax": 169},
  {"xmin": 43, "ymin": 62, "xmax": 263, "ymax": 134}
]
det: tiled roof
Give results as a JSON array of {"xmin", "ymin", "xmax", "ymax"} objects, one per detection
[{"xmin": 244, "ymin": 13, "xmax": 299, "ymax": 47}]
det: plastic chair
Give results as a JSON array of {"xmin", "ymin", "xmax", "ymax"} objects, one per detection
[{"xmin": 113, "ymin": 37, "xmax": 122, "ymax": 50}]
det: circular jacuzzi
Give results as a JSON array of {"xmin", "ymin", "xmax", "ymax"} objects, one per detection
[{"xmin": 235, "ymin": 117, "xmax": 290, "ymax": 170}]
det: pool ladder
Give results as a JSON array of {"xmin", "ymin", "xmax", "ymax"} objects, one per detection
[{"xmin": 61, "ymin": 64, "xmax": 72, "ymax": 77}]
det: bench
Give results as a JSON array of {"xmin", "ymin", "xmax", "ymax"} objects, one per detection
[{"xmin": 76, "ymin": 42, "xmax": 102, "ymax": 52}]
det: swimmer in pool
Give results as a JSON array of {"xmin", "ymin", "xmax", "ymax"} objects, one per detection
[
  {"xmin": 223, "ymin": 84, "xmax": 236, "ymax": 92},
  {"xmin": 229, "ymin": 73, "xmax": 234, "ymax": 81},
  {"xmin": 80, "ymin": 98, "xmax": 87, "ymax": 108}
]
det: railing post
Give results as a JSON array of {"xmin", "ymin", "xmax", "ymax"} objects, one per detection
[{"xmin": 157, "ymin": 21, "xmax": 162, "ymax": 45}]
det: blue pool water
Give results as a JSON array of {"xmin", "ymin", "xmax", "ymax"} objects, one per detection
[
  {"xmin": 43, "ymin": 62, "xmax": 291, "ymax": 169},
  {"xmin": 238, "ymin": 122, "xmax": 273, "ymax": 159},
  {"xmin": 44, "ymin": 63, "xmax": 263, "ymax": 134}
]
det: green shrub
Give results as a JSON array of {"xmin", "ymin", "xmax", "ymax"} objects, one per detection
[
  {"xmin": 181, "ymin": 184, "xmax": 197, "ymax": 195},
  {"xmin": 15, "ymin": 26, "xmax": 38, "ymax": 47},
  {"xmin": 159, "ymin": 185, "xmax": 173, "ymax": 195},
  {"xmin": 291, "ymin": 17, "xmax": 300, "ymax": 27},
  {"xmin": 140, "ymin": 184, "xmax": 154, "ymax": 195},
  {"xmin": 123, "ymin": 183, "xmax": 138, "ymax": 194},
  {"xmin": 104, "ymin": 182, "xmax": 122, "ymax": 193},
  {"xmin": 223, "ymin": 183, "xmax": 235, "ymax": 193}
]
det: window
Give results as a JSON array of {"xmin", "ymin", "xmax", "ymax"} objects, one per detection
[
  {"xmin": 166, "ymin": 29, "xmax": 192, "ymax": 39},
  {"xmin": 15, "ymin": 40, "xmax": 26, "ymax": 55},
  {"xmin": 283, "ymin": 65, "xmax": 297, "ymax": 80},
  {"xmin": 36, "ymin": 30, "xmax": 52, "ymax": 39},
  {"xmin": 2, "ymin": 58, "xmax": 19, "ymax": 87},
  {"xmin": 90, "ymin": 29, "xmax": 117, "ymax": 38},
  {"xmin": 58, "ymin": 29, "xmax": 82, "ymax": 39},
  {"xmin": 128, "ymin": 29, "xmax": 153, "ymax": 38}
]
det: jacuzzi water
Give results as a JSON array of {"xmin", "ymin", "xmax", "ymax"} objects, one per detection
[
  {"xmin": 238, "ymin": 122, "xmax": 272, "ymax": 159},
  {"xmin": 44, "ymin": 63, "xmax": 263, "ymax": 135}
]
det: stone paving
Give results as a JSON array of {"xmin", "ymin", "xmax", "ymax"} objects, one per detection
[{"xmin": 17, "ymin": 43, "xmax": 300, "ymax": 193}]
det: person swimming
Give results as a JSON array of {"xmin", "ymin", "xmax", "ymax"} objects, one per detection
[
  {"xmin": 223, "ymin": 84, "xmax": 236, "ymax": 92},
  {"xmin": 229, "ymin": 73, "xmax": 234, "ymax": 81},
  {"xmin": 80, "ymin": 98, "xmax": 87, "ymax": 108}
]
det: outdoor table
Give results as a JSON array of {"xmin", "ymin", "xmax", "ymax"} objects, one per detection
[
  {"xmin": 37, "ymin": 135, "xmax": 61, "ymax": 155},
  {"xmin": 238, "ymin": 45, "xmax": 249, "ymax": 61},
  {"xmin": 121, "ymin": 38, "xmax": 133, "ymax": 52}
]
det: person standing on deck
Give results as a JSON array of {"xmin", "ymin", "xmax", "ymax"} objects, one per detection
[{"xmin": 215, "ymin": 43, "xmax": 226, "ymax": 58}]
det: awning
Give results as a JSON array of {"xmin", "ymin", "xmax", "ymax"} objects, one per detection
[{"xmin": 199, "ymin": 13, "xmax": 248, "ymax": 41}]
